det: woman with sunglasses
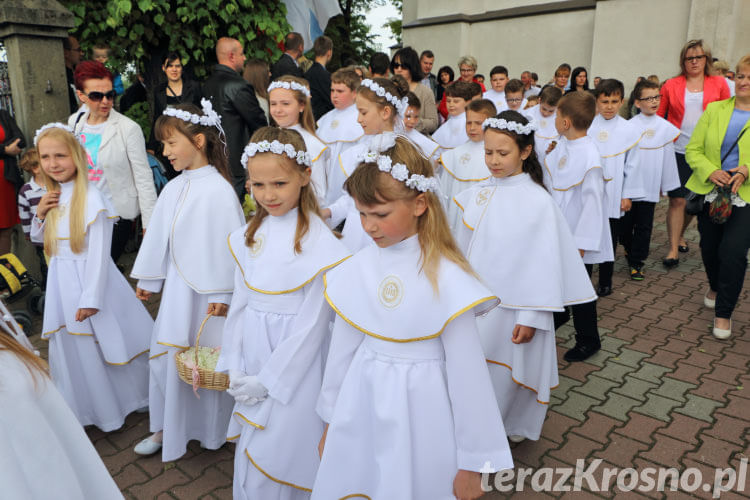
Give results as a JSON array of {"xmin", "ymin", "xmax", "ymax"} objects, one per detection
[
  {"xmin": 390, "ymin": 46, "xmax": 439, "ymax": 134},
  {"xmin": 658, "ymin": 40, "xmax": 730, "ymax": 269},
  {"xmin": 69, "ymin": 60, "xmax": 157, "ymax": 263}
]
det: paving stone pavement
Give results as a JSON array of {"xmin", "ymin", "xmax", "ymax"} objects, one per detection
[{"xmin": 26, "ymin": 199, "xmax": 750, "ymax": 499}]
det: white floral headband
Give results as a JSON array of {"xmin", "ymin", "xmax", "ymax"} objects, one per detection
[
  {"xmin": 268, "ymin": 80, "xmax": 311, "ymax": 98},
  {"xmin": 241, "ymin": 139, "xmax": 312, "ymax": 168},
  {"xmin": 482, "ymin": 117, "xmax": 537, "ymax": 135},
  {"xmin": 357, "ymin": 150, "xmax": 440, "ymax": 193},
  {"xmin": 360, "ymin": 79, "xmax": 408, "ymax": 114},
  {"xmin": 33, "ymin": 123, "xmax": 80, "ymax": 146},
  {"xmin": 163, "ymin": 98, "xmax": 224, "ymax": 132}
]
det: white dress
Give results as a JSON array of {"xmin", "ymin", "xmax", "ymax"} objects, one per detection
[
  {"xmin": 289, "ymin": 124, "xmax": 329, "ymax": 205},
  {"xmin": 439, "ymin": 140, "xmax": 490, "ymax": 233},
  {"xmin": 588, "ymin": 114, "xmax": 643, "ymax": 219},
  {"xmin": 432, "ymin": 112, "xmax": 468, "ymax": 149},
  {"xmin": 216, "ymin": 209, "xmax": 350, "ymax": 500},
  {"xmin": 544, "ymin": 136, "xmax": 614, "ymax": 265},
  {"xmin": 0, "ymin": 352, "xmax": 123, "ymax": 499},
  {"xmin": 32, "ymin": 181, "xmax": 152, "ymax": 432},
  {"xmin": 627, "ymin": 113, "xmax": 681, "ymax": 202},
  {"xmin": 131, "ymin": 165, "xmax": 245, "ymax": 461},
  {"xmin": 313, "ymin": 235, "xmax": 513, "ymax": 500},
  {"xmin": 454, "ymin": 174, "xmax": 596, "ymax": 440},
  {"xmin": 316, "ymin": 104, "xmax": 364, "ymax": 207}
]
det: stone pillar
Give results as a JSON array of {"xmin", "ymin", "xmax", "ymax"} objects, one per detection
[{"xmin": 0, "ymin": 0, "xmax": 74, "ymax": 141}]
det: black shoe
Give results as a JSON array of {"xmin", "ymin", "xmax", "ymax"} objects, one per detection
[
  {"xmin": 662, "ymin": 257, "xmax": 679, "ymax": 268},
  {"xmin": 630, "ymin": 267, "xmax": 645, "ymax": 281},
  {"xmin": 564, "ymin": 343, "xmax": 601, "ymax": 362},
  {"xmin": 597, "ymin": 285, "xmax": 612, "ymax": 297},
  {"xmin": 678, "ymin": 244, "xmax": 689, "ymax": 253}
]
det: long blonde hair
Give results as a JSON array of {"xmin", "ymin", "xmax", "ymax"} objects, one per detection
[
  {"xmin": 37, "ymin": 128, "xmax": 89, "ymax": 255},
  {"xmin": 244, "ymin": 127, "xmax": 321, "ymax": 254},
  {"xmin": 344, "ymin": 137, "xmax": 476, "ymax": 291},
  {"xmin": 269, "ymin": 75, "xmax": 318, "ymax": 137},
  {"xmin": 0, "ymin": 330, "xmax": 50, "ymax": 387}
]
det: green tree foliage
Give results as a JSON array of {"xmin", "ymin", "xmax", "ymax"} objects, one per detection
[
  {"xmin": 384, "ymin": 0, "xmax": 401, "ymax": 46},
  {"xmin": 60, "ymin": 0, "xmax": 292, "ymax": 82},
  {"xmin": 324, "ymin": 0, "xmax": 378, "ymax": 70}
]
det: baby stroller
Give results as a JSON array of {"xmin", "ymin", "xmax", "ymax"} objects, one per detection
[{"xmin": 0, "ymin": 253, "xmax": 44, "ymax": 336}]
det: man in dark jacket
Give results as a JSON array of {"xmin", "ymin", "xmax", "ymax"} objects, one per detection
[
  {"xmin": 304, "ymin": 36, "xmax": 334, "ymax": 121},
  {"xmin": 270, "ymin": 32, "xmax": 305, "ymax": 81},
  {"xmin": 203, "ymin": 37, "xmax": 268, "ymax": 198}
]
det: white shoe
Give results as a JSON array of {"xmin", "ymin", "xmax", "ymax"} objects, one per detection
[
  {"xmin": 508, "ymin": 435, "xmax": 526, "ymax": 443},
  {"xmin": 134, "ymin": 437, "xmax": 162, "ymax": 455},
  {"xmin": 712, "ymin": 319, "xmax": 731, "ymax": 340},
  {"xmin": 703, "ymin": 293, "xmax": 716, "ymax": 309}
]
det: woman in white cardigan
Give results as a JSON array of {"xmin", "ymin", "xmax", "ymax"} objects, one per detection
[{"xmin": 69, "ymin": 60, "xmax": 157, "ymax": 263}]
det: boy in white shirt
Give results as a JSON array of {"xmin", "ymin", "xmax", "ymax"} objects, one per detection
[
  {"xmin": 316, "ymin": 68, "xmax": 364, "ymax": 206},
  {"xmin": 587, "ymin": 80, "xmax": 643, "ymax": 296},
  {"xmin": 432, "ymin": 80, "xmax": 474, "ymax": 149},
  {"xmin": 483, "ymin": 65, "xmax": 509, "ymax": 111},
  {"xmin": 523, "ymin": 86, "xmax": 562, "ymax": 164},
  {"xmin": 440, "ymin": 99, "xmax": 496, "ymax": 233},
  {"xmin": 503, "ymin": 79, "xmax": 528, "ymax": 112}
]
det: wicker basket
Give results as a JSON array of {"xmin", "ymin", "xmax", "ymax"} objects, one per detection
[{"xmin": 175, "ymin": 314, "xmax": 229, "ymax": 391}]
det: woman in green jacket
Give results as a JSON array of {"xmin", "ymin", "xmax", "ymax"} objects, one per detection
[{"xmin": 685, "ymin": 55, "xmax": 750, "ymax": 339}]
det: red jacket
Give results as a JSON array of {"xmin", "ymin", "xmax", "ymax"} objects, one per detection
[{"xmin": 657, "ymin": 74, "xmax": 730, "ymax": 129}]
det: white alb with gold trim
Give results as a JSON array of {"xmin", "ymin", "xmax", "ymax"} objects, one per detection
[
  {"xmin": 455, "ymin": 173, "xmax": 596, "ymax": 440},
  {"xmin": 627, "ymin": 113, "xmax": 681, "ymax": 202},
  {"xmin": 522, "ymin": 104, "xmax": 560, "ymax": 163},
  {"xmin": 432, "ymin": 111, "xmax": 469, "ymax": 149},
  {"xmin": 216, "ymin": 208, "xmax": 350, "ymax": 499},
  {"xmin": 439, "ymin": 139, "xmax": 490, "ymax": 233},
  {"xmin": 544, "ymin": 136, "xmax": 614, "ymax": 264},
  {"xmin": 316, "ymin": 104, "xmax": 364, "ymax": 207},
  {"xmin": 313, "ymin": 235, "xmax": 513, "ymax": 499},
  {"xmin": 31, "ymin": 180, "xmax": 152, "ymax": 431},
  {"xmin": 131, "ymin": 165, "xmax": 244, "ymax": 461},
  {"xmin": 588, "ymin": 114, "xmax": 644, "ymax": 218},
  {"xmin": 288, "ymin": 124, "xmax": 329, "ymax": 204}
]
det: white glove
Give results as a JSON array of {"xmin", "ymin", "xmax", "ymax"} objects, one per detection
[{"xmin": 227, "ymin": 371, "xmax": 268, "ymax": 405}]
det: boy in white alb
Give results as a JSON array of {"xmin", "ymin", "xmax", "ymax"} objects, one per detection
[
  {"xmin": 483, "ymin": 65, "xmax": 509, "ymax": 111},
  {"xmin": 501, "ymin": 79, "xmax": 528, "ymax": 112},
  {"xmin": 620, "ymin": 80, "xmax": 681, "ymax": 280},
  {"xmin": 545, "ymin": 91, "xmax": 612, "ymax": 362},
  {"xmin": 432, "ymin": 80, "xmax": 473, "ymax": 149},
  {"xmin": 402, "ymin": 91, "xmax": 441, "ymax": 161},
  {"xmin": 587, "ymin": 80, "xmax": 643, "ymax": 296},
  {"xmin": 316, "ymin": 68, "xmax": 364, "ymax": 207},
  {"xmin": 439, "ymin": 99, "xmax": 496, "ymax": 233},
  {"xmin": 523, "ymin": 86, "xmax": 563, "ymax": 164}
]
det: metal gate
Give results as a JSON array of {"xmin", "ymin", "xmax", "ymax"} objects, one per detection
[{"xmin": 0, "ymin": 41, "xmax": 13, "ymax": 115}]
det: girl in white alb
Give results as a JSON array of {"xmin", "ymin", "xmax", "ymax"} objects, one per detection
[
  {"xmin": 32, "ymin": 123, "xmax": 152, "ymax": 432},
  {"xmin": 130, "ymin": 101, "xmax": 245, "ymax": 460},
  {"xmin": 523, "ymin": 103, "xmax": 560, "ymax": 164},
  {"xmin": 268, "ymin": 76, "xmax": 329, "ymax": 204},
  {"xmin": 454, "ymin": 112, "xmax": 596, "ymax": 442},
  {"xmin": 216, "ymin": 126, "xmax": 350, "ymax": 499},
  {"xmin": 322, "ymin": 77, "xmax": 410, "ymax": 252},
  {"xmin": 314, "ymin": 136, "xmax": 513, "ymax": 500}
]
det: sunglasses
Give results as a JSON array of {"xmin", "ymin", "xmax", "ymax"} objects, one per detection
[
  {"xmin": 392, "ymin": 62, "xmax": 404, "ymax": 69},
  {"xmin": 85, "ymin": 90, "xmax": 116, "ymax": 102}
]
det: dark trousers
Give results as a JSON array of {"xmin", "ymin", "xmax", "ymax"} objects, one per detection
[
  {"xmin": 597, "ymin": 218, "xmax": 620, "ymax": 288},
  {"xmin": 619, "ymin": 201, "xmax": 656, "ymax": 269},
  {"xmin": 35, "ymin": 245, "xmax": 48, "ymax": 288},
  {"xmin": 554, "ymin": 264, "xmax": 601, "ymax": 348},
  {"xmin": 111, "ymin": 218, "xmax": 134, "ymax": 264},
  {"xmin": 697, "ymin": 204, "xmax": 750, "ymax": 319}
]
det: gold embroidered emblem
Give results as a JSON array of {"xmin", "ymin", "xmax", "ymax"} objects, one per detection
[
  {"xmin": 476, "ymin": 188, "xmax": 491, "ymax": 206},
  {"xmin": 558, "ymin": 156, "xmax": 567, "ymax": 169},
  {"xmin": 249, "ymin": 234, "xmax": 265, "ymax": 257},
  {"xmin": 645, "ymin": 129, "xmax": 655, "ymax": 139},
  {"xmin": 378, "ymin": 275, "xmax": 403, "ymax": 308},
  {"xmin": 459, "ymin": 152, "xmax": 471, "ymax": 165},
  {"xmin": 598, "ymin": 130, "xmax": 609, "ymax": 142},
  {"xmin": 540, "ymin": 119, "xmax": 547, "ymax": 129},
  {"xmin": 331, "ymin": 119, "xmax": 339, "ymax": 129}
]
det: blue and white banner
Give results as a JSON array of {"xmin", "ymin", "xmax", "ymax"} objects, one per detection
[{"xmin": 282, "ymin": 0, "xmax": 342, "ymax": 51}]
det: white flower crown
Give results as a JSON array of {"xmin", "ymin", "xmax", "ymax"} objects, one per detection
[
  {"xmin": 163, "ymin": 98, "xmax": 224, "ymax": 130},
  {"xmin": 267, "ymin": 80, "xmax": 311, "ymax": 98},
  {"xmin": 482, "ymin": 117, "xmax": 537, "ymax": 135},
  {"xmin": 241, "ymin": 139, "xmax": 312, "ymax": 168},
  {"xmin": 357, "ymin": 150, "xmax": 439, "ymax": 193},
  {"xmin": 360, "ymin": 79, "xmax": 408, "ymax": 114},
  {"xmin": 33, "ymin": 123, "xmax": 76, "ymax": 146}
]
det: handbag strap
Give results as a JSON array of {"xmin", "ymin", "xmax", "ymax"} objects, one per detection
[{"xmin": 721, "ymin": 121, "xmax": 749, "ymax": 165}]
